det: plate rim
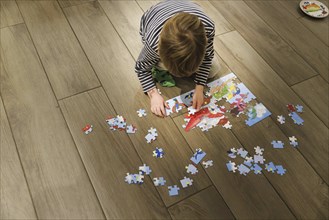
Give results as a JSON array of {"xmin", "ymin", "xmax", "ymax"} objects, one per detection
[{"xmin": 299, "ymin": 0, "xmax": 329, "ymax": 18}]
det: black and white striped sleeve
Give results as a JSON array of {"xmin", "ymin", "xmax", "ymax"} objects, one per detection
[
  {"xmin": 194, "ymin": 27, "xmax": 215, "ymax": 86},
  {"xmin": 135, "ymin": 42, "xmax": 159, "ymax": 93}
]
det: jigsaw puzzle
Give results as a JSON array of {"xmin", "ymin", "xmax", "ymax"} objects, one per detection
[
  {"xmin": 237, "ymin": 148, "xmax": 248, "ymax": 158},
  {"xmin": 190, "ymin": 148, "xmax": 206, "ymax": 164},
  {"xmin": 250, "ymin": 164, "xmax": 262, "ymax": 174},
  {"xmin": 137, "ymin": 109, "xmax": 147, "ymax": 117},
  {"xmin": 238, "ymin": 164, "xmax": 251, "ymax": 176},
  {"xmin": 289, "ymin": 112, "xmax": 304, "ymax": 125},
  {"xmin": 153, "ymin": 147, "xmax": 164, "ymax": 158},
  {"xmin": 202, "ymin": 160, "xmax": 213, "ymax": 168},
  {"xmin": 289, "ymin": 136, "xmax": 298, "ymax": 147},
  {"xmin": 82, "ymin": 124, "xmax": 93, "ymax": 134},
  {"xmin": 265, "ymin": 162, "xmax": 277, "ymax": 173},
  {"xmin": 227, "ymin": 148, "xmax": 237, "ymax": 158},
  {"xmin": 253, "ymin": 154, "xmax": 265, "ymax": 164},
  {"xmin": 186, "ymin": 164, "xmax": 198, "ymax": 175},
  {"xmin": 226, "ymin": 161, "xmax": 237, "ymax": 173},
  {"xmin": 271, "ymin": 140, "xmax": 284, "ymax": 149},
  {"xmin": 168, "ymin": 185, "xmax": 180, "ymax": 196},
  {"xmin": 126, "ymin": 124, "xmax": 137, "ymax": 134},
  {"xmin": 153, "ymin": 177, "xmax": 166, "ymax": 186},
  {"xmin": 139, "ymin": 164, "xmax": 152, "ymax": 175},
  {"xmin": 277, "ymin": 115, "xmax": 286, "ymax": 124},
  {"xmin": 180, "ymin": 177, "xmax": 193, "ymax": 188},
  {"xmin": 245, "ymin": 103, "xmax": 272, "ymax": 126},
  {"xmin": 106, "ymin": 115, "xmax": 127, "ymax": 131},
  {"xmin": 145, "ymin": 127, "xmax": 158, "ymax": 143},
  {"xmin": 254, "ymin": 146, "xmax": 264, "ymax": 155},
  {"xmin": 276, "ymin": 165, "xmax": 286, "ymax": 175}
]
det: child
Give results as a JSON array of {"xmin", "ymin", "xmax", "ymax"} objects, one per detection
[{"xmin": 135, "ymin": 1, "xmax": 219, "ymax": 117}]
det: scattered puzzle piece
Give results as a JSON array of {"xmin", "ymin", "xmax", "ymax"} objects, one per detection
[
  {"xmin": 271, "ymin": 140, "xmax": 284, "ymax": 149},
  {"xmin": 186, "ymin": 164, "xmax": 198, "ymax": 175},
  {"xmin": 289, "ymin": 136, "xmax": 298, "ymax": 147},
  {"xmin": 226, "ymin": 161, "xmax": 237, "ymax": 173},
  {"xmin": 125, "ymin": 173, "xmax": 136, "ymax": 184},
  {"xmin": 254, "ymin": 146, "xmax": 264, "ymax": 155},
  {"xmin": 135, "ymin": 173, "xmax": 144, "ymax": 184},
  {"xmin": 265, "ymin": 162, "xmax": 277, "ymax": 173},
  {"xmin": 139, "ymin": 164, "xmax": 152, "ymax": 175},
  {"xmin": 180, "ymin": 177, "xmax": 193, "ymax": 188},
  {"xmin": 289, "ymin": 112, "xmax": 304, "ymax": 125},
  {"xmin": 137, "ymin": 109, "xmax": 147, "ymax": 117},
  {"xmin": 287, "ymin": 104, "xmax": 296, "ymax": 112},
  {"xmin": 253, "ymin": 154, "xmax": 265, "ymax": 164},
  {"xmin": 238, "ymin": 164, "xmax": 251, "ymax": 176},
  {"xmin": 148, "ymin": 127, "xmax": 158, "ymax": 136},
  {"xmin": 153, "ymin": 147, "xmax": 164, "ymax": 158},
  {"xmin": 126, "ymin": 124, "xmax": 137, "ymax": 134},
  {"xmin": 276, "ymin": 165, "xmax": 286, "ymax": 175},
  {"xmin": 190, "ymin": 148, "xmax": 206, "ymax": 164},
  {"xmin": 243, "ymin": 157, "xmax": 254, "ymax": 167},
  {"xmin": 168, "ymin": 185, "xmax": 180, "ymax": 196},
  {"xmin": 227, "ymin": 148, "xmax": 237, "ymax": 159},
  {"xmin": 250, "ymin": 164, "xmax": 262, "ymax": 174},
  {"xmin": 153, "ymin": 177, "xmax": 166, "ymax": 186},
  {"xmin": 202, "ymin": 160, "xmax": 213, "ymax": 168},
  {"xmin": 82, "ymin": 124, "xmax": 93, "ymax": 134},
  {"xmin": 296, "ymin": 105, "xmax": 303, "ymax": 113},
  {"xmin": 277, "ymin": 115, "xmax": 286, "ymax": 124},
  {"xmin": 237, "ymin": 148, "xmax": 248, "ymax": 158},
  {"xmin": 223, "ymin": 121, "xmax": 232, "ymax": 129}
]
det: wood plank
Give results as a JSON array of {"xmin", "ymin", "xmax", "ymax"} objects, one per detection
[
  {"xmin": 276, "ymin": 0, "xmax": 305, "ymax": 18},
  {"xmin": 0, "ymin": 1, "xmax": 23, "ymax": 28},
  {"xmin": 0, "ymin": 94, "xmax": 37, "ymax": 219},
  {"xmin": 0, "ymin": 24, "xmax": 104, "ymax": 219},
  {"xmin": 17, "ymin": 1, "xmax": 100, "ymax": 99},
  {"xmin": 58, "ymin": 0, "xmax": 94, "ymax": 8},
  {"xmin": 246, "ymin": 1, "xmax": 329, "ymax": 82},
  {"xmin": 292, "ymin": 76, "xmax": 329, "ymax": 127},
  {"xmin": 210, "ymin": 1, "xmax": 318, "ymax": 86},
  {"xmin": 168, "ymin": 186, "xmax": 234, "ymax": 219},
  {"xmin": 299, "ymin": 15, "xmax": 329, "ymax": 46},
  {"xmin": 63, "ymin": 2, "xmax": 212, "ymax": 206},
  {"xmin": 136, "ymin": 0, "xmax": 160, "ymax": 12},
  {"xmin": 172, "ymin": 117, "xmax": 294, "ymax": 219},
  {"xmin": 59, "ymin": 88, "xmax": 170, "ymax": 219},
  {"xmin": 214, "ymin": 30, "xmax": 329, "ymax": 184}
]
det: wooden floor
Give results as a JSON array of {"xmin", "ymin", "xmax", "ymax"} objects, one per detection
[{"xmin": 1, "ymin": 0, "xmax": 328, "ymax": 219}]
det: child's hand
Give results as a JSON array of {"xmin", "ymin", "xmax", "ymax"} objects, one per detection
[
  {"xmin": 147, "ymin": 88, "xmax": 169, "ymax": 117},
  {"xmin": 192, "ymin": 85, "xmax": 204, "ymax": 111}
]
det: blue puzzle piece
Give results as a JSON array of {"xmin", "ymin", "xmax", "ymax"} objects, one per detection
[
  {"xmin": 243, "ymin": 157, "xmax": 254, "ymax": 167},
  {"xmin": 276, "ymin": 165, "xmax": 286, "ymax": 175},
  {"xmin": 168, "ymin": 185, "xmax": 180, "ymax": 196},
  {"xmin": 289, "ymin": 112, "xmax": 304, "ymax": 125},
  {"xmin": 296, "ymin": 105, "xmax": 303, "ymax": 113},
  {"xmin": 226, "ymin": 161, "xmax": 237, "ymax": 173},
  {"xmin": 190, "ymin": 149, "xmax": 206, "ymax": 164},
  {"xmin": 237, "ymin": 148, "xmax": 248, "ymax": 158},
  {"xmin": 245, "ymin": 103, "xmax": 272, "ymax": 126},
  {"xmin": 238, "ymin": 164, "xmax": 251, "ymax": 176},
  {"xmin": 250, "ymin": 164, "xmax": 262, "ymax": 174},
  {"xmin": 271, "ymin": 140, "xmax": 284, "ymax": 149},
  {"xmin": 265, "ymin": 162, "xmax": 277, "ymax": 173}
]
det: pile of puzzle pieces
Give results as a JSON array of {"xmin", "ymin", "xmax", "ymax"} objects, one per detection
[
  {"xmin": 277, "ymin": 104, "xmax": 304, "ymax": 126},
  {"xmin": 106, "ymin": 115, "xmax": 137, "ymax": 134},
  {"xmin": 226, "ymin": 144, "xmax": 287, "ymax": 176},
  {"xmin": 165, "ymin": 73, "xmax": 272, "ymax": 132}
]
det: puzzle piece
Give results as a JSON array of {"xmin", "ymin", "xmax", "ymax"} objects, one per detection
[
  {"xmin": 126, "ymin": 124, "xmax": 137, "ymax": 134},
  {"xmin": 202, "ymin": 160, "xmax": 213, "ymax": 168},
  {"xmin": 245, "ymin": 103, "xmax": 272, "ymax": 126},
  {"xmin": 289, "ymin": 136, "xmax": 298, "ymax": 147},
  {"xmin": 227, "ymin": 148, "xmax": 237, "ymax": 159},
  {"xmin": 250, "ymin": 164, "xmax": 262, "ymax": 174},
  {"xmin": 253, "ymin": 154, "xmax": 265, "ymax": 164},
  {"xmin": 82, "ymin": 124, "xmax": 93, "ymax": 134},
  {"xmin": 180, "ymin": 177, "xmax": 193, "ymax": 188},
  {"xmin": 187, "ymin": 106, "xmax": 198, "ymax": 115},
  {"xmin": 271, "ymin": 140, "xmax": 284, "ymax": 149},
  {"xmin": 276, "ymin": 165, "xmax": 286, "ymax": 175},
  {"xmin": 153, "ymin": 147, "xmax": 164, "ymax": 158},
  {"xmin": 223, "ymin": 121, "xmax": 232, "ymax": 129},
  {"xmin": 145, "ymin": 133, "xmax": 156, "ymax": 143},
  {"xmin": 148, "ymin": 127, "xmax": 158, "ymax": 136},
  {"xmin": 135, "ymin": 173, "xmax": 144, "ymax": 184},
  {"xmin": 287, "ymin": 104, "xmax": 296, "ymax": 112},
  {"xmin": 296, "ymin": 105, "xmax": 303, "ymax": 113},
  {"xmin": 125, "ymin": 173, "xmax": 136, "ymax": 184},
  {"xmin": 289, "ymin": 112, "xmax": 304, "ymax": 125},
  {"xmin": 186, "ymin": 164, "xmax": 198, "ymax": 175},
  {"xmin": 277, "ymin": 115, "xmax": 286, "ymax": 124},
  {"xmin": 265, "ymin": 162, "xmax": 277, "ymax": 173},
  {"xmin": 153, "ymin": 177, "xmax": 166, "ymax": 186},
  {"xmin": 243, "ymin": 157, "xmax": 254, "ymax": 167},
  {"xmin": 190, "ymin": 148, "xmax": 206, "ymax": 164},
  {"xmin": 226, "ymin": 161, "xmax": 237, "ymax": 173},
  {"xmin": 238, "ymin": 164, "xmax": 251, "ymax": 176},
  {"xmin": 137, "ymin": 109, "xmax": 147, "ymax": 117},
  {"xmin": 254, "ymin": 146, "xmax": 264, "ymax": 155},
  {"xmin": 139, "ymin": 164, "xmax": 152, "ymax": 175},
  {"xmin": 168, "ymin": 185, "xmax": 180, "ymax": 196},
  {"xmin": 237, "ymin": 148, "xmax": 248, "ymax": 158}
]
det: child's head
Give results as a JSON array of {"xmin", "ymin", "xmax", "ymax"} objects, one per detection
[{"xmin": 159, "ymin": 12, "xmax": 207, "ymax": 77}]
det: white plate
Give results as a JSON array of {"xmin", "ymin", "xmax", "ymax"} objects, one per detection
[{"xmin": 300, "ymin": 0, "xmax": 328, "ymax": 18}]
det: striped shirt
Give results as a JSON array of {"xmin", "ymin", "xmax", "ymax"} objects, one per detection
[{"xmin": 135, "ymin": 0, "xmax": 215, "ymax": 92}]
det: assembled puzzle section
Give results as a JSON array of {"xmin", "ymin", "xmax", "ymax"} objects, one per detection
[{"xmin": 165, "ymin": 73, "xmax": 272, "ymax": 132}]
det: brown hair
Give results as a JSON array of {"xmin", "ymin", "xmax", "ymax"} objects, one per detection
[{"xmin": 158, "ymin": 12, "xmax": 207, "ymax": 77}]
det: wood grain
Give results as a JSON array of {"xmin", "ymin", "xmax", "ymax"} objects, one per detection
[
  {"xmin": 173, "ymin": 116, "xmax": 294, "ymax": 219},
  {"xmin": 168, "ymin": 186, "xmax": 234, "ymax": 219},
  {"xmin": 136, "ymin": 0, "xmax": 160, "ymax": 12},
  {"xmin": 292, "ymin": 76, "xmax": 329, "ymax": 127},
  {"xmin": 59, "ymin": 88, "xmax": 170, "ymax": 219},
  {"xmin": 299, "ymin": 16, "xmax": 329, "ymax": 46},
  {"xmin": 17, "ymin": 1, "xmax": 100, "ymax": 99},
  {"xmin": 0, "ymin": 0, "xmax": 23, "ymax": 28},
  {"xmin": 246, "ymin": 1, "xmax": 329, "ymax": 82},
  {"xmin": 210, "ymin": 1, "xmax": 318, "ymax": 86},
  {"xmin": 58, "ymin": 0, "xmax": 94, "ymax": 8},
  {"xmin": 0, "ymin": 24, "xmax": 104, "ymax": 219},
  {"xmin": 63, "ymin": 2, "xmax": 212, "ymax": 206},
  {"xmin": 215, "ymin": 30, "xmax": 329, "ymax": 184},
  {"xmin": 0, "ymin": 94, "xmax": 37, "ymax": 219}
]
